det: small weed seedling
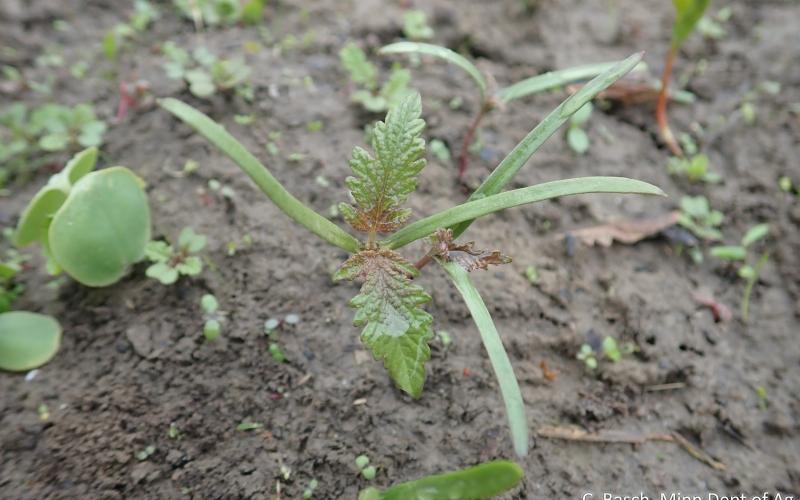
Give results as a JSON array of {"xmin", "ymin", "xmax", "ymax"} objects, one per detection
[
  {"xmin": 302, "ymin": 479, "xmax": 319, "ymax": 499},
  {"xmin": 174, "ymin": 0, "xmax": 265, "ymax": 28},
  {"xmin": 160, "ymin": 51, "xmax": 663, "ymax": 457},
  {"xmin": 379, "ymin": 42, "xmax": 645, "ymax": 178},
  {"xmin": 15, "ymin": 148, "xmax": 151, "ymax": 286},
  {"xmin": 402, "ymin": 10, "xmax": 434, "ymax": 41},
  {"xmin": 102, "ymin": 0, "xmax": 160, "ymax": 61},
  {"xmin": 0, "ymin": 103, "xmax": 107, "ymax": 186},
  {"xmin": 0, "ymin": 248, "xmax": 25, "ymax": 313},
  {"xmin": 355, "ymin": 454, "xmax": 377, "ymax": 480},
  {"xmin": 656, "ymin": 0, "xmax": 710, "ymax": 156},
  {"xmin": 200, "ymin": 294, "xmax": 222, "ymax": 341},
  {"xmin": 678, "ymin": 195, "xmax": 723, "ymax": 241},
  {"xmin": 710, "ymin": 223, "xmax": 770, "ymax": 322},
  {"xmin": 358, "ymin": 460, "xmax": 523, "ymax": 500},
  {"xmin": 162, "ymin": 42, "xmax": 252, "ymax": 100},
  {"xmin": 145, "ymin": 227, "xmax": 207, "ymax": 285},
  {"xmin": 565, "ymin": 102, "xmax": 593, "ymax": 155},
  {"xmin": 339, "ymin": 43, "xmax": 413, "ymax": 113},
  {"xmin": 577, "ymin": 336, "xmax": 635, "ymax": 369}
]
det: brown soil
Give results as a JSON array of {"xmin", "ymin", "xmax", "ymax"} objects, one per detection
[{"xmin": 1, "ymin": 0, "xmax": 799, "ymax": 499}]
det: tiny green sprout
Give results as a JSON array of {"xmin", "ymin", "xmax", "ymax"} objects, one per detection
[
  {"xmin": 778, "ymin": 176, "xmax": 793, "ymax": 193},
  {"xmin": 0, "ymin": 312, "xmax": 62, "ymax": 372},
  {"xmin": 566, "ymin": 102, "xmax": 593, "ymax": 155},
  {"xmin": 524, "ymin": 265, "xmax": 540, "ymax": 285},
  {"xmin": 576, "ymin": 344, "xmax": 598, "ymax": 370},
  {"xmin": 355, "ymin": 454, "xmax": 370, "ymax": 470},
  {"xmin": 740, "ymin": 101, "xmax": 756, "ymax": 125},
  {"xmin": 362, "ymin": 466, "xmax": 377, "ymax": 481},
  {"xmin": 159, "ymin": 56, "xmax": 663, "ymax": 459},
  {"xmin": 678, "ymin": 195, "xmax": 724, "ymax": 241},
  {"xmin": 437, "ymin": 330, "xmax": 452, "ymax": 348},
  {"xmin": 236, "ymin": 421, "xmax": 264, "ymax": 431},
  {"xmin": 601, "ymin": 336, "xmax": 635, "ymax": 363},
  {"xmin": 340, "ymin": 43, "xmax": 413, "ymax": 113},
  {"xmin": 303, "ymin": 478, "xmax": 319, "ymax": 499},
  {"xmin": 15, "ymin": 148, "xmax": 151, "ymax": 286},
  {"xmin": 234, "ymin": 114, "xmax": 255, "ymax": 125},
  {"xmin": 403, "ymin": 10, "xmax": 434, "ymax": 41},
  {"xmin": 136, "ymin": 444, "xmax": 156, "ymax": 461},
  {"xmin": 200, "ymin": 294, "xmax": 222, "ymax": 341},
  {"xmin": 145, "ymin": 227, "xmax": 206, "ymax": 285},
  {"xmin": 264, "ymin": 318, "xmax": 280, "ymax": 334},
  {"xmin": 162, "ymin": 42, "xmax": 251, "ymax": 99},
  {"xmin": 174, "ymin": 0, "xmax": 263, "ymax": 27},
  {"xmin": 755, "ymin": 386, "xmax": 768, "ymax": 411},
  {"xmin": 168, "ymin": 422, "xmax": 181, "ymax": 440},
  {"xmin": 306, "ymin": 120, "xmax": 324, "ymax": 132},
  {"xmin": 269, "ymin": 342, "xmax": 286, "ymax": 363},
  {"xmin": 285, "ymin": 313, "xmax": 300, "ymax": 325},
  {"xmin": 429, "ymin": 139, "xmax": 451, "ymax": 162},
  {"xmin": 667, "ymin": 153, "xmax": 721, "ymax": 183},
  {"xmin": 360, "ymin": 460, "xmax": 523, "ymax": 500},
  {"xmin": 710, "ymin": 223, "xmax": 770, "ymax": 321},
  {"xmin": 37, "ymin": 403, "xmax": 50, "ymax": 421}
]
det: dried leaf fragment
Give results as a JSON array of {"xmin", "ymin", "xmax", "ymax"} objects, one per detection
[
  {"xmin": 431, "ymin": 228, "xmax": 511, "ymax": 272},
  {"xmin": 566, "ymin": 211, "xmax": 680, "ymax": 247}
]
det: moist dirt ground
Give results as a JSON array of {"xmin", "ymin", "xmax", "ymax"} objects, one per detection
[{"xmin": 1, "ymin": 0, "xmax": 799, "ymax": 499}]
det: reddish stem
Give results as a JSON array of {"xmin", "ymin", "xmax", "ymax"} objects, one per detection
[
  {"xmin": 457, "ymin": 103, "xmax": 490, "ymax": 180},
  {"xmin": 414, "ymin": 253, "xmax": 433, "ymax": 271},
  {"xmin": 656, "ymin": 47, "xmax": 683, "ymax": 157}
]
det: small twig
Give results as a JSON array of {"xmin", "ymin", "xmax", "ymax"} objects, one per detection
[
  {"xmin": 536, "ymin": 425, "xmax": 725, "ymax": 470},
  {"xmin": 645, "ymin": 382, "xmax": 687, "ymax": 392}
]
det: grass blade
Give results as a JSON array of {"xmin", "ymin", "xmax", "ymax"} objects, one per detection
[
  {"xmin": 159, "ymin": 98, "xmax": 360, "ymax": 253},
  {"xmin": 497, "ymin": 61, "xmax": 634, "ymax": 103},
  {"xmin": 383, "ymin": 176, "xmax": 664, "ymax": 249},
  {"xmin": 450, "ymin": 51, "xmax": 644, "ymax": 239},
  {"xmin": 441, "ymin": 261, "xmax": 528, "ymax": 457},
  {"xmin": 380, "ymin": 42, "xmax": 487, "ymax": 100}
]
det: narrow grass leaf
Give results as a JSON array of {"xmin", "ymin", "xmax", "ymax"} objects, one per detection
[
  {"xmin": 497, "ymin": 61, "xmax": 635, "ymax": 103},
  {"xmin": 384, "ymin": 176, "xmax": 664, "ymax": 249},
  {"xmin": 441, "ymin": 262, "xmax": 528, "ymax": 457},
  {"xmin": 159, "ymin": 98, "xmax": 360, "ymax": 253}
]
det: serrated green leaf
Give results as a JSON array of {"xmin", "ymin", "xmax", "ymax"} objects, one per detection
[
  {"xmin": 335, "ymin": 249, "xmax": 433, "ymax": 398},
  {"xmin": 340, "ymin": 93, "xmax": 426, "ymax": 233}
]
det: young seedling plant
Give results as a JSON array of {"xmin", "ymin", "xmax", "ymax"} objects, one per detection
[
  {"xmin": 174, "ymin": 0, "xmax": 265, "ymax": 29},
  {"xmin": 710, "ymin": 223, "xmax": 770, "ymax": 322},
  {"xmin": 162, "ymin": 42, "xmax": 252, "ymax": 100},
  {"xmin": 15, "ymin": 147, "xmax": 151, "ymax": 286},
  {"xmin": 656, "ymin": 0, "xmax": 710, "ymax": 157},
  {"xmin": 200, "ymin": 293, "xmax": 223, "ymax": 341},
  {"xmin": 145, "ymin": 227, "xmax": 206, "ymax": 285},
  {"xmin": 340, "ymin": 43, "xmax": 413, "ymax": 113},
  {"xmin": 379, "ymin": 42, "xmax": 645, "ymax": 179},
  {"xmin": 159, "ymin": 51, "xmax": 664, "ymax": 458},
  {"xmin": 577, "ymin": 336, "xmax": 636, "ymax": 370}
]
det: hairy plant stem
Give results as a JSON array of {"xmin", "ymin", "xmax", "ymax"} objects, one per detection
[
  {"xmin": 458, "ymin": 102, "xmax": 493, "ymax": 180},
  {"xmin": 656, "ymin": 47, "xmax": 683, "ymax": 157}
]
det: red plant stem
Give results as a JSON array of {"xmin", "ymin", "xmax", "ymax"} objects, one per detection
[
  {"xmin": 414, "ymin": 253, "xmax": 433, "ymax": 271},
  {"xmin": 656, "ymin": 47, "xmax": 683, "ymax": 157},
  {"xmin": 458, "ymin": 103, "xmax": 491, "ymax": 180}
]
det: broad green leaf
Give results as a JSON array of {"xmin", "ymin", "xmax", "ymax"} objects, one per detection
[
  {"xmin": 0, "ymin": 311, "xmax": 62, "ymax": 372},
  {"xmin": 380, "ymin": 42, "xmax": 487, "ymax": 100},
  {"xmin": 340, "ymin": 92, "xmax": 426, "ymax": 233},
  {"xmin": 741, "ymin": 223, "xmax": 769, "ymax": 247},
  {"xmin": 241, "ymin": 0, "xmax": 264, "ymax": 25},
  {"xmin": 441, "ymin": 262, "xmax": 528, "ymax": 457},
  {"xmin": 77, "ymin": 121, "xmax": 107, "ymax": 147},
  {"xmin": 382, "ymin": 460, "xmax": 524, "ymax": 500},
  {"xmin": 158, "ymin": 98, "xmax": 360, "ymax": 253},
  {"xmin": 570, "ymin": 102, "xmax": 593, "ymax": 126},
  {"xmin": 15, "ymin": 188, "xmax": 68, "ymax": 246},
  {"xmin": 449, "ymin": 52, "xmax": 644, "ymax": 239},
  {"xmin": 340, "ymin": 43, "xmax": 378, "ymax": 90},
  {"xmin": 38, "ymin": 133, "xmax": 69, "ymax": 152},
  {"xmin": 672, "ymin": 0, "xmax": 711, "ymax": 48},
  {"xmin": 497, "ymin": 61, "xmax": 631, "ymax": 103},
  {"xmin": 63, "ymin": 146, "xmax": 98, "ymax": 184},
  {"xmin": 334, "ymin": 249, "xmax": 433, "ymax": 398},
  {"xmin": 49, "ymin": 167, "xmax": 151, "ymax": 287},
  {"xmin": 566, "ymin": 127, "xmax": 590, "ymax": 155},
  {"xmin": 204, "ymin": 319, "xmax": 221, "ymax": 341},
  {"xmin": 384, "ymin": 176, "xmax": 664, "ymax": 249},
  {"xmin": 146, "ymin": 262, "xmax": 179, "ymax": 284}
]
